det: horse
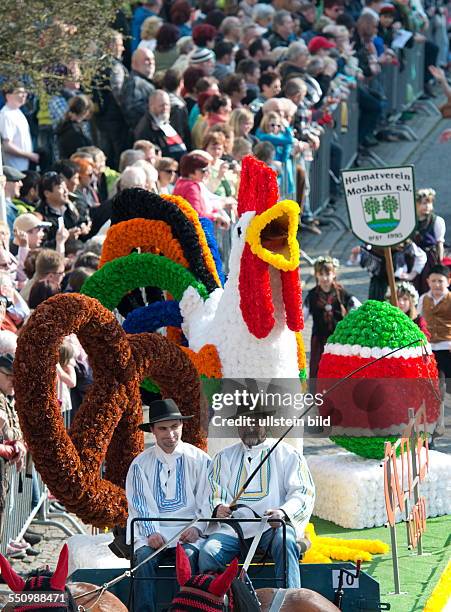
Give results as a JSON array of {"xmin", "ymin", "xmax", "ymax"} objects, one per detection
[
  {"xmin": 169, "ymin": 544, "xmax": 341, "ymax": 612},
  {"xmin": 0, "ymin": 544, "xmax": 127, "ymax": 612}
]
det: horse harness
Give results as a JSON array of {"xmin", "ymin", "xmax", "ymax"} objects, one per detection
[
  {"xmin": 267, "ymin": 589, "xmax": 287, "ymax": 612},
  {"xmin": 73, "ymin": 584, "xmax": 109, "ymax": 611}
]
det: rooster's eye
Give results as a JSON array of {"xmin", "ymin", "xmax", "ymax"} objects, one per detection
[{"xmin": 237, "ymin": 227, "xmax": 242, "ymax": 237}]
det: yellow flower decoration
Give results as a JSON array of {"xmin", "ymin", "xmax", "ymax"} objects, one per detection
[
  {"xmin": 424, "ymin": 560, "xmax": 451, "ymax": 612},
  {"xmin": 295, "ymin": 332, "xmax": 307, "ymax": 377},
  {"xmin": 245, "ymin": 200, "xmax": 300, "ymax": 272},
  {"xmin": 302, "ymin": 523, "xmax": 389, "ymax": 564}
]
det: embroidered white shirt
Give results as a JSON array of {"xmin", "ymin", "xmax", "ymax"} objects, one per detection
[
  {"xmin": 126, "ymin": 441, "xmax": 210, "ymax": 550},
  {"xmin": 204, "ymin": 440, "xmax": 315, "ymax": 540}
]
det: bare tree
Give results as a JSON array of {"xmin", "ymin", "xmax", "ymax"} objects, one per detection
[{"xmin": 0, "ymin": 0, "xmax": 124, "ymax": 93}]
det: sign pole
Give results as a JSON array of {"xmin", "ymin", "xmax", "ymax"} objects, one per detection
[{"xmin": 384, "ymin": 247, "xmax": 398, "ymax": 307}]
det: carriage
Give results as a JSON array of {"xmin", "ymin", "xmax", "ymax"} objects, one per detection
[{"xmin": 67, "ymin": 516, "xmax": 388, "ymax": 612}]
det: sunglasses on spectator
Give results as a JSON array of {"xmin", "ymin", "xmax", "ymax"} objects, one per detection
[
  {"xmin": 162, "ymin": 169, "xmax": 177, "ymax": 175},
  {"xmin": 269, "ymin": 123, "xmax": 282, "ymax": 128}
]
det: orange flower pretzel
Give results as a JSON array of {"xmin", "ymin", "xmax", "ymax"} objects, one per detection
[
  {"xmin": 13, "ymin": 294, "xmax": 206, "ymax": 528},
  {"xmin": 99, "ymin": 219, "xmax": 190, "ymax": 269}
]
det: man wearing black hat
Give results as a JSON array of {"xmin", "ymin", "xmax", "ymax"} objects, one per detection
[
  {"xmin": 199, "ymin": 401, "xmax": 315, "ymax": 589},
  {"xmin": 125, "ymin": 398, "xmax": 210, "ymax": 612}
]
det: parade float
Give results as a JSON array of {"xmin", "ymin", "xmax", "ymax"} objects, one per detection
[{"xmin": 10, "ymin": 157, "xmax": 450, "ymax": 610}]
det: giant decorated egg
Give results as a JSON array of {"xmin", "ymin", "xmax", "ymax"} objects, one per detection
[{"xmin": 317, "ymin": 300, "xmax": 440, "ymax": 459}]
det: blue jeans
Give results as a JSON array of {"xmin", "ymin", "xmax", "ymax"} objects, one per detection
[
  {"xmin": 199, "ymin": 525, "xmax": 301, "ymax": 588},
  {"xmin": 133, "ymin": 543, "xmax": 199, "ymax": 611}
]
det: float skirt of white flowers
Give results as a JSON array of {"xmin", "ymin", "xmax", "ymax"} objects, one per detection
[{"xmin": 307, "ymin": 450, "xmax": 451, "ymax": 529}]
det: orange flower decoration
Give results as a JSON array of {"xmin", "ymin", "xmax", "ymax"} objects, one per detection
[{"xmin": 100, "ymin": 219, "xmax": 189, "ymax": 269}]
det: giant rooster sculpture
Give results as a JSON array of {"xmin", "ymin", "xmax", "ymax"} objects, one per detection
[{"xmin": 82, "ymin": 156, "xmax": 306, "ymax": 380}]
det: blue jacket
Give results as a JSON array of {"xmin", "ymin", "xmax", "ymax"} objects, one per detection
[
  {"xmin": 131, "ymin": 6, "xmax": 157, "ymax": 52},
  {"xmin": 255, "ymin": 127, "xmax": 295, "ymax": 196}
]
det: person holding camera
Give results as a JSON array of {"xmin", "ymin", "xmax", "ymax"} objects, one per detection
[{"xmin": 203, "ymin": 130, "xmax": 239, "ymax": 202}]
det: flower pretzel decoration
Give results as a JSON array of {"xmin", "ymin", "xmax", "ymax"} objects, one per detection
[{"xmin": 13, "ymin": 294, "xmax": 206, "ymax": 528}]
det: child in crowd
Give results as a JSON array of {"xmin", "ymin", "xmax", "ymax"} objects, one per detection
[
  {"xmin": 378, "ymin": 4, "xmax": 397, "ymax": 47},
  {"xmin": 413, "ymin": 188, "xmax": 445, "ymax": 295},
  {"xmin": 255, "ymin": 111, "xmax": 296, "ymax": 195},
  {"xmin": 304, "ymin": 256, "xmax": 361, "ymax": 378},
  {"xmin": 391, "ymin": 281, "xmax": 430, "ymax": 338},
  {"xmin": 56, "ymin": 340, "xmax": 77, "ymax": 418},
  {"xmin": 252, "ymin": 141, "xmax": 282, "ymax": 176},
  {"xmin": 418, "ymin": 264, "xmax": 451, "ymax": 443},
  {"xmin": 353, "ymin": 240, "xmax": 427, "ymax": 301},
  {"xmin": 232, "ymin": 137, "xmax": 252, "ymax": 162}
]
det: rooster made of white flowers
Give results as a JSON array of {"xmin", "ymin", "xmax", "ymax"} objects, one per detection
[{"xmin": 82, "ymin": 155, "xmax": 306, "ymax": 380}]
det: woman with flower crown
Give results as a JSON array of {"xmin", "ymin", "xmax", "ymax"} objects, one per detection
[{"xmin": 304, "ymin": 256, "xmax": 360, "ymax": 379}]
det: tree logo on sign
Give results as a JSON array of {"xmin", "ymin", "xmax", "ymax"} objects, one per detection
[{"xmin": 361, "ymin": 193, "xmax": 400, "ymax": 233}]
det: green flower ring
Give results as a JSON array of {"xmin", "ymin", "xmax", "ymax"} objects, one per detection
[
  {"xmin": 81, "ymin": 252, "xmax": 208, "ymax": 392},
  {"xmin": 82, "ymin": 252, "xmax": 209, "ymax": 309}
]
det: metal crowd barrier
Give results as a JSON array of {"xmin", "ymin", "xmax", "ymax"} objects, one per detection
[
  {"xmin": 0, "ymin": 461, "xmax": 85, "ymax": 556},
  {"xmin": 381, "ymin": 42, "xmax": 426, "ymax": 118},
  {"xmin": 214, "ymin": 223, "xmax": 234, "ymax": 275},
  {"xmin": 310, "ymin": 126, "xmax": 332, "ymax": 215},
  {"xmin": 409, "ymin": 44, "xmax": 425, "ymax": 102},
  {"xmin": 335, "ymin": 88, "xmax": 359, "ymax": 170},
  {"xmin": 0, "ymin": 463, "xmax": 43, "ymax": 555},
  {"xmin": 0, "ymin": 408, "xmax": 85, "ymax": 555}
]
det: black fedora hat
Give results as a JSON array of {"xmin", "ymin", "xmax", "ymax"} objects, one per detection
[
  {"xmin": 139, "ymin": 398, "xmax": 193, "ymax": 432},
  {"xmin": 234, "ymin": 403, "xmax": 276, "ymax": 420}
]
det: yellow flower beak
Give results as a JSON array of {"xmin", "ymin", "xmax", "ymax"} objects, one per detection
[{"xmin": 245, "ymin": 200, "xmax": 300, "ymax": 271}]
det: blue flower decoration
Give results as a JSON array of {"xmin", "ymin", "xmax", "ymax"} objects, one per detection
[
  {"xmin": 199, "ymin": 217, "xmax": 225, "ymax": 285},
  {"xmin": 123, "ymin": 300, "xmax": 182, "ymax": 334}
]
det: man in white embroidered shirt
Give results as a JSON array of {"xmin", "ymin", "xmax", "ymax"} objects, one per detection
[
  {"xmin": 126, "ymin": 398, "xmax": 210, "ymax": 611},
  {"xmin": 199, "ymin": 403, "xmax": 315, "ymax": 588}
]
